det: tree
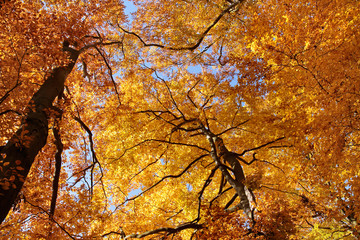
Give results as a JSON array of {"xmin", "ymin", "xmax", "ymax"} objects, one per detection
[{"xmin": 0, "ymin": 0, "xmax": 359, "ymax": 239}]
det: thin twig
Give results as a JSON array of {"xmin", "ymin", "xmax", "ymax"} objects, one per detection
[
  {"xmin": 115, "ymin": 154, "xmax": 208, "ymax": 209},
  {"xmin": 94, "ymin": 46, "xmax": 122, "ymax": 105},
  {"xmin": 118, "ymin": 0, "xmax": 244, "ymax": 51},
  {"xmin": 73, "ymin": 116, "xmax": 105, "ymax": 197},
  {"xmin": 24, "ymin": 198, "xmax": 76, "ymax": 240},
  {"xmin": 239, "ymin": 137, "xmax": 285, "ymax": 156}
]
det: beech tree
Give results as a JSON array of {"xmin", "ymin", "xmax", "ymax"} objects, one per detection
[{"xmin": 1, "ymin": 0, "xmax": 359, "ymax": 239}]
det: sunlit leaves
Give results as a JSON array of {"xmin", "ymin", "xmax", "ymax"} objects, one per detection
[{"xmin": 1, "ymin": 0, "xmax": 360, "ymax": 238}]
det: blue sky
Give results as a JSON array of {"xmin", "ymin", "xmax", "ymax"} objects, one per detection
[{"xmin": 123, "ymin": 0, "xmax": 137, "ymax": 15}]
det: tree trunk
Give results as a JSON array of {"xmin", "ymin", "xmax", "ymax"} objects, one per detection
[
  {"xmin": 0, "ymin": 47, "xmax": 79, "ymax": 223},
  {"xmin": 214, "ymin": 137, "xmax": 252, "ymax": 218}
]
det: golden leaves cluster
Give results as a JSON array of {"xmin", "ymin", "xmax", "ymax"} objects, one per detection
[{"xmin": 1, "ymin": 0, "xmax": 360, "ymax": 239}]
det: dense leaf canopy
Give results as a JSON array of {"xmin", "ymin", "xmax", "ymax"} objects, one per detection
[{"xmin": 0, "ymin": 0, "xmax": 360, "ymax": 239}]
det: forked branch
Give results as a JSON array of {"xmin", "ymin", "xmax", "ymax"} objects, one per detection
[
  {"xmin": 73, "ymin": 115, "xmax": 104, "ymax": 196},
  {"xmin": 102, "ymin": 222, "xmax": 203, "ymax": 239},
  {"xmin": 118, "ymin": 0, "xmax": 245, "ymax": 51},
  {"xmin": 117, "ymin": 154, "xmax": 208, "ymax": 208}
]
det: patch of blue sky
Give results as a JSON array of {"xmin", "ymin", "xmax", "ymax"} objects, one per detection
[
  {"xmin": 123, "ymin": 0, "xmax": 137, "ymax": 14},
  {"xmin": 123, "ymin": 0, "xmax": 137, "ymax": 23},
  {"xmin": 186, "ymin": 183, "xmax": 193, "ymax": 191},
  {"xmin": 187, "ymin": 65, "xmax": 202, "ymax": 74}
]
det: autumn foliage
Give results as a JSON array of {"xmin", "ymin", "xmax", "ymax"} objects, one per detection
[{"xmin": 0, "ymin": 0, "xmax": 360, "ymax": 239}]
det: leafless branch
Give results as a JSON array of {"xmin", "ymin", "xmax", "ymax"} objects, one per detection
[
  {"xmin": 215, "ymin": 119, "xmax": 250, "ymax": 136},
  {"xmin": 224, "ymin": 193, "xmax": 238, "ymax": 210},
  {"xmin": 186, "ymin": 79, "xmax": 201, "ymax": 109},
  {"xmin": 135, "ymin": 110, "xmax": 182, "ymax": 128},
  {"xmin": 50, "ymin": 114, "xmax": 63, "ymax": 217},
  {"xmin": 148, "ymin": 67, "xmax": 186, "ymax": 119},
  {"xmin": 258, "ymin": 159, "xmax": 286, "ymax": 174},
  {"xmin": 94, "ymin": 46, "xmax": 122, "ymax": 105},
  {"xmin": 110, "ymin": 137, "xmax": 208, "ymax": 167},
  {"xmin": 24, "ymin": 198, "xmax": 76, "ymax": 240},
  {"xmin": 73, "ymin": 116, "xmax": 105, "ymax": 197},
  {"xmin": 196, "ymin": 166, "xmax": 219, "ymax": 220},
  {"xmin": 102, "ymin": 222, "xmax": 202, "ymax": 239},
  {"xmin": 218, "ymin": 42, "xmax": 227, "ymax": 66},
  {"xmin": 117, "ymin": 154, "xmax": 208, "ymax": 207},
  {"xmin": 0, "ymin": 109, "xmax": 21, "ymax": 116},
  {"xmin": 238, "ymin": 137, "xmax": 285, "ymax": 156},
  {"xmin": 259, "ymin": 185, "xmax": 301, "ymax": 197},
  {"xmin": 127, "ymin": 222, "xmax": 203, "ymax": 239},
  {"xmin": 0, "ymin": 49, "xmax": 26, "ymax": 105},
  {"xmin": 209, "ymin": 187, "xmax": 232, "ymax": 207},
  {"xmin": 118, "ymin": 0, "xmax": 244, "ymax": 51},
  {"xmin": 129, "ymin": 150, "xmax": 166, "ymax": 181},
  {"xmin": 79, "ymin": 40, "xmax": 124, "ymax": 54},
  {"xmin": 166, "ymin": 209, "xmax": 183, "ymax": 221},
  {"xmin": 0, "ymin": 83, "xmax": 21, "ymax": 106}
]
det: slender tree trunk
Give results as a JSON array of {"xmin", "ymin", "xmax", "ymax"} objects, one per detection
[{"xmin": 0, "ymin": 47, "xmax": 79, "ymax": 223}]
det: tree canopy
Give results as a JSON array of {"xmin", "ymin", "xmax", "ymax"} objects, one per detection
[{"xmin": 0, "ymin": 0, "xmax": 359, "ymax": 239}]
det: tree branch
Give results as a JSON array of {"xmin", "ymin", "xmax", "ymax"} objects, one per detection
[
  {"xmin": 0, "ymin": 110, "xmax": 22, "ymax": 116},
  {"xmin": 125, "ymin": 222, "xmax": 202, "ymax": 239},
  {"xmin": 24, "ymin": 198, "xmax": 76, "ymax": 239},
  {"xmin": 94, "ymin": 46, "xmax": 122, "ymax": 105},
  {"xmin": 117, "ymin": 154, "xmax": 208, "ymax": 207},
  {"xmin": 238, "ymin": 137, "xmax": 285, "ymax": 156},
  {"xmin": 196, "ymin": 166, "xmax": 219, "ymax": 221},
  {"xmin": 118, "ymin": 0, "xmax": 244, "ymax": 51},
  {"xmin": 50, "ymin": 113, "xmax": 63, "ymax": 217},
  {"xmin": 102, "ymin": 222, "xmax": 203, "ymax": 239},
  {"xmin": 73, "ymin": 115, "xmax": 104, "ymax": 197}
]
